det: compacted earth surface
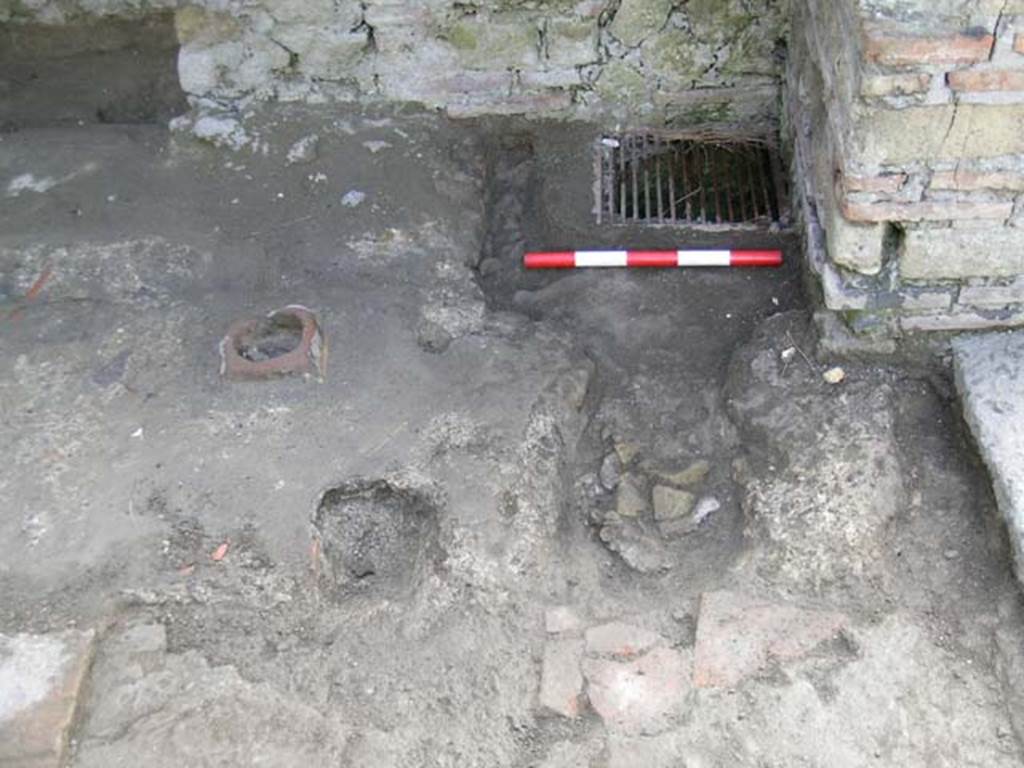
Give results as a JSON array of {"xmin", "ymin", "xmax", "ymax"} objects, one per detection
[{"xmin": 2, "ymin": 104, "xmax": 1024, "ymax": 767}]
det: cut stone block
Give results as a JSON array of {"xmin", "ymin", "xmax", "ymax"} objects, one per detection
[
  {"xmin": 73, "ymin": 627, "xmax": 348, "ymax": 765},
  {"xmin": 444, "ymin": 17, "xmax": 540, "ymax": 70},
  {"xmin": 954, "ymin": 332, "xmax": 1024, "ymax": 585},
  {"xmin": 901, "ymin": 227, "xmax": 1024, "ymax": 280},
  {"xmin": 608, "ymin": 0, "xmax": 673, "ymax": 47},
  {"xmin": 959, "ymin": 278, "xmax": 1024, "ymax": 309},
  {"xmin": 544, "ymin": 18, "xmax": 599, "ymax": 68},
  {"xmin": 850, "ymin": 104, "xmax": 1024, "ymax": 167},
  {"xmin": 0, "ymin": 630, "xmax": 96, "ymax": 768}
]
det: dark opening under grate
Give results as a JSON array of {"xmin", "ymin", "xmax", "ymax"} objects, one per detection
[{"xmin": 596, "ymin": 133, "xmax": 789, "ymax": 229}]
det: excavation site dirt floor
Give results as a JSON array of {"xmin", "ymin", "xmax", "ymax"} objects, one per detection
[{"xmin": 2, "ymin": 105, "xmax": 1024, "ymax": 767}]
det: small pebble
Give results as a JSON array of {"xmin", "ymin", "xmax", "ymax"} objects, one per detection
[
  {"xmin": 692, "ymin": 496, "xmax": 721, "ymax": 525},
  {"xmin": 781, "ymin": 347, "xmax": 797, "ymax": 363},
  {"xmin": 286, "ymin": 134, "xmax": 319, "ymax": 165},
  {"xmin": 598, "ymin": 452, "xmax": 622, "ymax": 491},
  {"xmin": 823, "ymin": 366, "xmax": 846, "ymax": 385},
  {"xmin": 341, "ymin": 189, "xmax": 367, "ymax": 208},
  {"xmin": 944, "ymin": 549, "xmax": 959, "ymax": 559}
]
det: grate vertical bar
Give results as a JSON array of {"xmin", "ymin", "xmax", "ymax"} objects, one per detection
[
  {"xmin": 668, "ymin": 141, "xmax": 677, "ymax": 223},
  {"xmin": 755, "ymin": 148, "xmax": 773, "ymax": 219},
  {"xmin": 709, "ymin": 146, "xmax": 722, "ymax": 224},
  {"xmin": 642, "ymin": 135, "xmax": 651, "ymax": 221},
  {"xmin": 607, "ymin": 147, "xmax": 615, "ymax": 221},
  {"xmin": 745, "ymin": 147, "xmax": 761, "ymax": 219},
  {"xmin": 679, "ymin": 144, "xmax": 691, "ymax": 223},
  {"xmin": 768, "ymin": 149, "xmax": 786, "ymax": 220},
  {"xmin": 655, "ymin": 135, "xmax": 664, "ymax": 223},
  {"xmin": 723, "ymin": 148, "xmax": 735, "ymax": 223},
  {"xmin": 618, "ymin": 137, "xmax": 627, "ymax": 222},
  {"xmin": 735, "ymin": 150, "xmax": 747, "ymax": 223},
  {"xmin": 697, "ymin": 144, "xmax": 708, "ymax": 223},
  {"xmin": 764, "ymin": 150, "xmax": 780, "ymax": 220},
  {"xmin": 605, "ymin": 146, "xmax": 614, "ymax": 221},
  {"xmin": 667, "ymin": 141, "xmax": 675, "ymax": 222},
  {"xmin": 631, "ymin": 135, "xmax": 640, "ymax": 222}
]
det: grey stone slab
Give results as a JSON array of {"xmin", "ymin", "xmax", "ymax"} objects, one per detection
[{"xmin": 954, "ymin": 331, "xmax": 1024, "ymax": 583}]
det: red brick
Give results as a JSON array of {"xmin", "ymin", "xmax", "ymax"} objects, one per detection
[
  {"xmin": 948, "ymin": 69, "xmax": 1024, "ymax": 92},
  {"xmin": 1016, "ymin": 34, "xmax": 1024, "ymax": 55},
  {"xmin": 693, "ymin": 592, "xmax": 846, "ymax": 689},
  {"xmin": 930, "ymin": 170, "xmax": 1024, "ymax": 192},
  {"xmin": 539, "ymin": 639, "xmax": 584, "ymax": 719},
  {"xmin": 841, "ymin": 173, "xmax": 908, "ymax": 195},
  {"xmin": 585, "ymin": 622, "xmax": 662, "ymax": 659},
  {"xmin": 841, "ymin": 198, "xmax": 1013, "ymax": 223},
  {"xmin": 863, "ymin": 28, "xmax": 994, "ymax": 66},
  {"xmin": 583, "ymin": 647, "xmax": 690, "ymax": 732}
]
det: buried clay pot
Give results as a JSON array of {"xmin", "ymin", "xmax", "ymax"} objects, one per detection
[{"xmin": 220, "ymin": 305, "xmax": 326, "ymax": 380}]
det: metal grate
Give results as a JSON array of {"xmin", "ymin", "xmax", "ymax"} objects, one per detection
[{"xmin": 595, "ymin": 133, "xmax": 789, "ymax": 229}]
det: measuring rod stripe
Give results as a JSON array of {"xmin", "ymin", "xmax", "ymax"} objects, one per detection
[
  {"xmin": 574, "ymin": 250, "xmax": 629, "ymax": 267},
  {"xmin": 523, "ymin": 250, "xmax": 782, "ymax": 269},
  {"xmin": 676, "ymin": 250, "xmax": 731, "ymax": 267}
]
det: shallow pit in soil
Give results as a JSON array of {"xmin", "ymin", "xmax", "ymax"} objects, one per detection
[{"xmin": 312, "ymin": 479, "xmax": 442, "ymax": 597}]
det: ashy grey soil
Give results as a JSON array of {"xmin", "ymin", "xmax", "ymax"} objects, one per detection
[{"xmin": 1, "ymin": 102, "xmax": 1023, "ymax": 767}]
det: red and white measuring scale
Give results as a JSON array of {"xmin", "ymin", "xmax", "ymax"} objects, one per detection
[{"xmin": 523, "ymin": 249, "xmax": 782, "ymax": 269}]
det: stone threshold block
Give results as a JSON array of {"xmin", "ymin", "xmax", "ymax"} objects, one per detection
[
  {"xmin": 954, "ymin": 331, "xmax": 1024, "ymax": 586},
  {"xmin": 0, "ymin": 630, "xmax": 96, "ymax": 768}
]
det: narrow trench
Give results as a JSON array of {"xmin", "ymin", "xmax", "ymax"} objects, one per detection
[
  {"xmin": 472, "ymin": 125, "xmax": 808, "ymax": 591},
  {"xmin": 475, "ymin": 131, "xmax": 544, "ymax": 309}
]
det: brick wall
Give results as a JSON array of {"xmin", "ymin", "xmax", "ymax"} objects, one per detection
[
  {"xmin": 0, "ymin": 0, "xmax": 788, "ymax": 128},
  {"xmin": 789, "ymin": 0, "xmax": 1024, "ymax": 336}
]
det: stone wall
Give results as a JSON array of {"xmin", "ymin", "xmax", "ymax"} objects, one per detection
[
  {"xmin": 789, "ymin": 0, "xmax": 1024, "ymax": 337},
  {"xmin": 9, "ymin": 0, "xmax": 1024, "ymax": 337},
  {"xmin": 0, "ymin": 0, "xmax": 789, "ymax": 127}
]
